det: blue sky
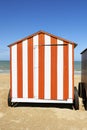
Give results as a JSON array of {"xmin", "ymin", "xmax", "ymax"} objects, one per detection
[{"xmin": 0, "ymin": 0, "xmax": 87, "ymax": 61}]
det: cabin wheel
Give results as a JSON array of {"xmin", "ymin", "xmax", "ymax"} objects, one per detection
[
  {"xmin": 85, "ymin": 100, "xmax": 87, "ymax": 110},
  {"xmin": 82, "ymin": 87, "xmax": 87, "ymax": 110},
  {"xmin": 78, "ymin": 82, "xmax": 83, "ymax": 98},
  {"xmin": 8, "ymin": 90, "xmax": 13, "ymax": 107},
  {"xmin": 73, "ymin": 87, "xmax": 79, "ymax": 110}
]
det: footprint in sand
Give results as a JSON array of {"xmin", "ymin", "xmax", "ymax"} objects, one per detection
[{"xmin": 0, "ymin": 112, "xmax": 4, "ymax": 118}]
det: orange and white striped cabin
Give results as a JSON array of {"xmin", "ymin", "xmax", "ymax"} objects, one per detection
[{"xmin": 8, "ymin": 30, "xmax": 77, "ymax": 104}]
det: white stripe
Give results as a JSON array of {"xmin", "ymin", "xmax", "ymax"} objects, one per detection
[
  {"xmin": 69, "ymin": 44, "xmax": 72, "ymax": 99},
  {"xmin": 12, "ymin": 45, "xmax": 17, "ymax": 98},
  {"xmin": 44, "ymin": 35, "xmax": 51, "ymax": 99},
  {"xmin": 33, "ymin": 35, "xmax": 39, "ymax": 99},
  {"xmin": 12, "ymin": 98, "xmax": 73, "ymax": 104},
  {"xmin": 57, "ymin": 40, "xmax": 64, "ymax": 100},
  {"xmin": 22, "ymin": 40, "xmax": 28, "ymax": 98}
]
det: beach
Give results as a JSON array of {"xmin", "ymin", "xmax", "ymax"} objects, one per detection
[{"xmin": 0, "ymin": 73, "xmax": 87, "ymax": 130}]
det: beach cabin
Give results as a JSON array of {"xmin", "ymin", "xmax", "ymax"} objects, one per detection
[
  {"xmin": 78, "ymin": 48, "xmax": 87, "ymax": 110},
  {"xmin": 8, "ymin": 30, "xmax": 79, "ymax": 109}
]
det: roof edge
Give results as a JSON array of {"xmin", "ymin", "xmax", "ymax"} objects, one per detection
[
  {"xmin": 8, "ymin": 30, "xmax": 77, "ymax": 47},
  {"xmin": 81, "ymin": 48, "xmax": 87, "ymax": 54}
]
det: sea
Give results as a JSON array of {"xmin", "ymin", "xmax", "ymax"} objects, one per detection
[
  {"xmin": 0, "ymin": 60, "xmax": 81, "ymax": 75},
  {"xmin": 0, "ymin": 61, "xmax": 10, "ymax": 73}
]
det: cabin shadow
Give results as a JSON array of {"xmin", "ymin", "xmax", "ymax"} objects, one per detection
[{"xmin": 14, "ymin": 102, "xmax": 73, "ymax": 110}]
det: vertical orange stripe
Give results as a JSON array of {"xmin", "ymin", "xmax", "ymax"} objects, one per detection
[
  {"xmin": 38, "ymin": 33, "xmax": 44, "ymax": 99},
  {"xmin": 72, "ymin": 44, "xmax": 74, "ymax": 99},
  {"xmin": 63, "ymin": 42, "xmax": 69, "ymax": 100},
  {"xmin": 28, "ymin": 38, "xmax": 33, "ymax": 98},
  {"xmin": 51, "ymin": 37, "xmax": 57, "ymax": 100},
  {"xmin": 10, "ymin": 47, "xmax": 12, "ymax": 98},
  {"xmin": 17, "ymin": 43, "xmax": 23, "ymax": 98}
]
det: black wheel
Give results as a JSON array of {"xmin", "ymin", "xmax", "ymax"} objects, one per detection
[
  {"xmin": 85, "ymin": 100, "xmax": 87, "ymax": 110},
  {"xmin": 78, "ymin": 82, "xmax": 83, "ymax": 98},
  {"xmin": 73, "ymin": 87, "xmax": 79, "ymax": 110},
  {"xmin": 8, "ymin": 90, "xmax": 13, "ymax": 107},
  {"xmin": 82, "ymin": 87, "xmax": 87, "ymax": 110}
]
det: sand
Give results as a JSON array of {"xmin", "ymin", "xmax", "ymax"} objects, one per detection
[{"xmin": 0, "ymin": 74, "xmax": 87, "ymax": 130}]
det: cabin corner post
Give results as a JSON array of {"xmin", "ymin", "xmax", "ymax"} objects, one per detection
[
  {"xmin": 72, "ymin": 44, "xmax": 74, "ymax": 99},
  {"xmin": 10, "ymin": 46, "xmax": 12, "ymax": 98}
]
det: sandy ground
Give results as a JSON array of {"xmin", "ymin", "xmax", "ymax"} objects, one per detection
[{"xmin": 0, "ymin": 74, "xmax": 87, "ymax": 130}]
